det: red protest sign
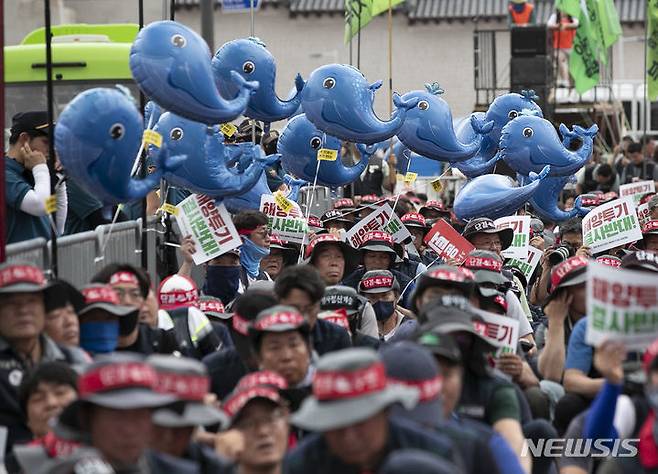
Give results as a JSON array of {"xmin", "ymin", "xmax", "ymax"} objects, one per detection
[{"xmin": 423, "ymin": 219, "xmax": 475, "ymax": 264}]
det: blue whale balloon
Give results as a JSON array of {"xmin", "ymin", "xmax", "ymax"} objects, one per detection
[
  {"xmin": 524, "ymin": 175, "xmax": 590, "ymax": 222},
  {"xmin": 383, "ymin": 137, "xmax": 442, "ymax": 176},
  {"xmin": 152, "ymin": 112, "xmax": 275, "ymax": 197},
  {"xmin": 222, "ymin": 171, "xmax": 273, "ymax": 213},
  {"xmin": 55, "ymin": 88, "xmax": 185, "ymax": 204},
  {"xmin": 283, "ymin": 175, "xmax": 307, "ymax": 202},
  {"xmin": 278, "ymin": 114, "xmax": 373, "ymax": 187},
  {"xmin": 301, "ymin": 64, "xmax": 418, "ymax": 144},
  {"xmin": 500, "ymin": 115, "xmax": 598, "ymax": 177},
  {"xmin": 130, "ymin": 21, "xmax": 257, "ymax": 125},
  {"xmin": 396, "ymin": 83, "xmax": 493, "ymax": 162},
  {"xmin": 212, "ymin": 37, "xmax": 305, "ymax": 123},
  {"xmin": 453, "ymin": 166, "xmax": 550, "ymax": 221},
  {"xmin": 453, "ymin": 90, "xmax": 543, "ymax": 177}
]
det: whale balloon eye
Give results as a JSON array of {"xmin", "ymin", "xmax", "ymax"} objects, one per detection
[
  {"xmin": 170, "ymin": 128, "xmax": 184, "ymax": 141},
  {"xmin": 109, "ymin": 123, "xmax": 125, "ymax": 140},
  {"xmin": 171, "ymin": 34, "xmax": 186, "ymax": 48},
  {"xmin": 418, "ymin": 100, "xmax": 430, "ymax": 111},
  {"xmin": 243, "ymin": 61, "xmax": 255, "ymax": 74},
  {"xmin": 523, "ymin": 127, "xmax": 533, "ymax": 138},
  {"xmin": 309, "ymin": 137, "xmax": 322, "ymax": 149},
  {"xmin": 323, "ymin": 77, "xmax": 336, "ymax": 89},
  {"xmin": 508, "ymin": 110, "xmax": 519, "ymax": 119}
]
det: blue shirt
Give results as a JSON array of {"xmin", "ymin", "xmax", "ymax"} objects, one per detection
[
  {"xmin": 4, "ymin": 157, "xmax": 50, "ymax": 244},
  {"xmin": 564, "ymin": 317, "xmax": 593, "ymax": 373}
]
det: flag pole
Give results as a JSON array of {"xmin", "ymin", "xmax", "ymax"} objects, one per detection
[
  {"xmin": 386, "ymin": 0, "xmax": 394, "ymax": 183},
  {"xmin": 357, "ymin": 0, "xmax": 362, "ymax": 69}
]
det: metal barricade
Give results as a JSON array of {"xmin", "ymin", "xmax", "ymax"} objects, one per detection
[
  {"xmin": 298, "ymin": 186, "xmax": 333, "ymax": 217},
  {"xmin": 95, "ymin": 220, "xmax": 142, "ymax": 270},
  {"xmin": 6, "ymin": 237, "xmax": 49, "ymax": 270},
  {"xmin": 51, "ymin": 230, "xmax": 99, "ymax": 287}
]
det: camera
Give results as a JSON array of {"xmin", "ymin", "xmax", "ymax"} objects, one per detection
[{"xmin": 548, "ymin": 243, "xmax": 575, "ymax": 266}]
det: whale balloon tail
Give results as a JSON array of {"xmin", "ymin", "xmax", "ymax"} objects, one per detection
[
  {"xmin": 521, "ymin": 89, "xmax": 540, "ymax": 101},
  {"xmin": 574, "ymin": 195, "xmax": 592, "ymax": 217},
  {"xmin": 471, "ymin": 115, "xmax": 494, "ymax": 135},
  {"xmin": 393, "ymin": 92, "xmax": 420, "ymax": 111},
  {"xmin": 369, "ymin": 80, "xmax": 383, "ymax": 91},
  {"xmin": 262, "ymin": 152, "xmax": 282, "ymax": 166},
  {"xmin": 295, "ymin": 73, "xmax": 306, "ymax": 92},
  {"xmin": 229, "ymin": 70, "xmax": 259, "ymax": 93},
  {"xmin": 573, "ymin": 124, "xmax": 599, "ymax": 137}
]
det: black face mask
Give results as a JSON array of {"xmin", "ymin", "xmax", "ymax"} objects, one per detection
[
  {"xmin": 204, "ymin": 266, "xmax": 241, "ymax": 305},
  {"xmin": 119, "ymin": 310, "xmax": 139, "ymax": 336}
]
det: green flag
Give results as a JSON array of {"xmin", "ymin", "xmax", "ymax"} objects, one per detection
[
  {"xmin": 648, "ymin": 0, "xmax": 658, "ymax": 101},
  {"xmin": 345, "ymin": 0, "xmax": 373, "ymax": 44},
  {"xmin": 596, "ymin": 0, "xmax": 622, "ymax": 49},
  {"xmin": 371, "ymin": 0, "xmax": 404, "ymax": 18}
]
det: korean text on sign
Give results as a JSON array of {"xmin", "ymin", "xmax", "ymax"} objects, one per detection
[
  {"xmin": 423, "ymin": 219, "xmax": 475, "ymax": 264},
  {"xmin": 175, "ymin": 195, "xmax": 241, "ymax": 265},
  {"xmin": 619, "ymin": 180, "xmax": 655, "ymax": 205},
  {"xmin": 505, "ymin": 245, "xmax": 543, "ymax": 281},
  {"xmin": 345, "ymin": 204, "xmax": 412, "ymax": 249},
  {"xmin": 582, "ymin": 197, "xmax": 643, "ymax": 253},
  {"xmin": 260, "ymin": 195, "xmax": 307, "ymax": 244},
  {"xmin": 586, "ymin": 260, "xmax": 658, "ymax": 351},
  {"xmin": 472, "ymin": 308, "xmax": 520, "ymax": 356},
  {"xmin": 496, "ymin": 216, "xmax": 530, "ymax": 260}
]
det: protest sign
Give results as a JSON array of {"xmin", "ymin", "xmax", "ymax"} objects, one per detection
[
  {"xmin": 175, "ymin": 195, "xmax": 241, "ymax": 265},
  {"xmin": 586, "ymin": 260, "xmax": 658, "ymax": 350},
  {"xmin": 582, "ymin": 196, "xmax": 642, "ymax": 253},
  {"xmin": 345, "ymin": 203, "xmax": 412, "ymax": 248},
  {"xmin": 620, "ymin": 180, "xmax": 655, "ymax": 205},
  {"xmin": 423, "ymin": 219, "xmax": 475, "ymax": 264},
  {"xmin": 638, "ymin": 201, "xmax": 652, "ymax": 228},
  {"xmin": 505, "ymin": 245, "xmax": 543, "ymax": 281},
  {"xmin": 472, "ymin": 308, "xmax": 520, "ymax": 356},
  {"xmin": 495, "ymin": 216, "xmax": 531, "ymax": 260},
  {"xmin": 260, "ymin": 194, "xmax": 308, "ymax": 244}
]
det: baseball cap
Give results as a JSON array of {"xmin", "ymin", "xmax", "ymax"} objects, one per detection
[
  {"xmin": 291, "ymin": 348, "xmax": 419, "ymax": 432},
  {"xmin": 305, "ymin": 233, "xmax": 357, "ymax": 262},
  {"xmin": 307, "ymin": 215, "xmax": 324, "ymax": 232},
  {"xmin": 10, "ymin": 111, "xmax": 52, "ymax": 136},
  {"xmin": 410, "ymin": 265, "xmax": 476, "ymax": 313},
  {"xmin": 321, "ymin": 209, "xmax": 352, "ymax": 227},
  {"xmin": 360, "ymin": 194, "xmax": 380, "ymax": 205},
  {"xmin": 462, "ymin": 250, "xmax": 508, "ymax": 286},
  {"xmin": 321, "ymin": 285, "xmax": 364, "ymax": 316},
  {"xmin": 401, "ymin": 212, "xmax": 430, "ymax": 231},
  {"xmin": 621, "ymin": 251, "xmax": 658, "ymax": 273},
  {"xmin": 248, "ymin": 305, "xmax": 310, "ymax": 342},
  {"xmin": 549, "ymin": 255, "xmax": 589, "ymax": 295},
  {"xmin": 359, "ymin": 231, "xmax": 399, "ymax": 256},
  {"xmin": 198, "ymin": 295, "xmax": 228, "ymax": 320},
  {"xmin": 358, "ymin": 270, "xmax": 400, "ymax": 294},
  {"xmin": 462, "ymin": 218, "xmax": 514, "ymax": 251},
  {"xmin": 78, "ymin": 284, "xmax": 137, "ymax": 317},
  {"xmin": 419, "ymin": 201, "xmax": 451, "ymax": 218},
  {"xmin": 223, "ymin": 375, "xmax": 287, "ymax": 426},
  {"xmin": 0, "ymin": 262, "xmax": 52, "ymax": 294}
]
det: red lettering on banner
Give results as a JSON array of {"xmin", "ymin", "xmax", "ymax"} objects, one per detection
[
  {"xmin": 313, "ymin": 363, "xmax": 387, "ymax": 401},
  {"xmin": 155, "ymin": 372, "xmax": 209, "ymax": 401}
]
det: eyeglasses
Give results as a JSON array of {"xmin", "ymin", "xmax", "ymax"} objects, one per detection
[
  {"xmin": 235, "ymin": 408, "xmax": 287, "ymax": 432},
  {"xmin": 113, "ymin": 287, "xmax": 144, "ymax": 302}
]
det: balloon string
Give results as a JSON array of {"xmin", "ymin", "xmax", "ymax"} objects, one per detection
[
  {"xmin": 298, "ymin": 138, "xmax": 324, "ymax": 263},
  {"xmin": 387, "ymin": 149, "xmax": 412, "ymax": 226},
  {"xmin": 130, "ymin": 112, "xmax": 156, "ymax": 177}
]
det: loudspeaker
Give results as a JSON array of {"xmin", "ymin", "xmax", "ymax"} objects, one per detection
[
  {"xmin": 510, "ymin": 56, "xmax": 553, "ymax": 87},
  {"xmin": 511, "ymin": 25, "xmax": 551, "ymax": 56}
]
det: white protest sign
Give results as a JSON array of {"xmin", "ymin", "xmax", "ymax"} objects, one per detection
[
  {"xmin": 586, "ymin": 260, "xmax": 658, "ymax": 351},
  {"xmin": 638, "ymin": 202, "xmax": 652, "ymax": 228},
  {"xmin": 175, "ymin": 195, "xmax": 241, "ymax": 265},
  {"xmin": 345, "ymin": 203, "xmax": 412, "ymax": 248},
  {"xmin": 260, "ymin": 194, "xmax": 308, "ymax": 244},
  {"xmin": 619, "ymin": 180, "xmax": 655, "ymax": 205},
  {"xmin": 505, "ymin": 245, "xmax": 543, "ymax": 281},
  {"xmin": 495, "ymin": 216, "xmax": 531, "ymax": 260},
  {"xmin": 472, "ymin": 308, "xmax": 520, "ymax": 356},
  {"xmin": 582, "ymin": 197, "xmax": 642, "ymax": 253}
]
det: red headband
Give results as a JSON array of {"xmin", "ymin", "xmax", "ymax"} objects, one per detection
[
  {"xmin": 427, "ymin": 268, "xmax": 474, "ymax": 282},
  {"xmin": 232, "ymin": 313, "xmax": 250, "ymax": 336},
  {"xmin": 0, "ymin": 265, "xmax": 45, "ymax": 288},
  {"xmin": 154, "ymin": 372, "xmax": 209, "ymax": 401},
  {"xmin": 253, "ymin": 311, "xmax": 305, "ymax": 331},
  {"xmin": 389, "ymin": 375, "xmax": 443, "ymax": 402},
  {"xmin": 595, "ymin": 256, "xmax": 621, "ymax": 268},
  {"xmin": 82, "ymin": 285, "xmax": 120, "ymax": 305},
  {"xmin": 200, "ymin": 299, "xmax": 225, "ymax": 314},
  {"xmin": 551, "ymin": 256, "xmax": 588, "ymax": 290},
  {"xmin": 159, "ymin": 289, "xmax": 198, "ymax": 310},
  {"xmin": 363, "ymin": 231, "xmax": 394, "ymax": 246},
  {"xmin": 463, "ymin": 256, "xmax": 502, "ymax": 272},
  {"xmin": 237, "ymin": 371, "xmax": 288, "ymax": 391},
  {"xmin": 79, "ymin": 362, "xmax": 157, "ymax": 397},
  {"xmin": 644, "ymin": 221, "xmax": 658, "ymax": 233},
  {"xmin": 360, "ymin": 276, "xmax": 394, "ymax": 291},
  {"xmin": 223, "ymin": 386, "xmax": 282, "ymax": 418},
  {"xmin": 313, "ymin": 362, "xmax": 387, "ymax": 401},
  {"xmin": 109, "ymin": 271, "xmax": 139, "ymax": 287}
]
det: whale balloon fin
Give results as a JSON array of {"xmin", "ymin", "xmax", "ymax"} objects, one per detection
[
  {"xmin": 559, "ymin": 123, "xmax": 573, "ymax": 138},
  {"xmin": 528, "ymin": 164, "xmax": 551, "ymax": 181},
  {"xmin": 393, "ymin": 92, "xmax": 419, "ymax": 111},
  {"xmin": 369, "ymin": 80, "xmax": 383, "ymax": 91},
  {"xmin": 229, "ymin": 70, "xmax": 259, "ymax": 93},
  {"xmin": 521, "ymin": 89, "xmax": 540, "ymax": 101},
  {"xmin": 471, "ymin": 115, "xmax": 494, "ymax": 135},
  {"xmin": 295, "ymin": 73, "xmax": 306, "ymax": 92},
  {"xmin": 157, "ymin": 145, "xmax": 187, "ymax": 173}
]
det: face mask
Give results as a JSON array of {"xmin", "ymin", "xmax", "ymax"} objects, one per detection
[
  {"xmin": 373, "ymin": 300, "xmax": 395, "ymax": 322},
  {"xmin": 80, "ymin": 321, "xmax": 119, "ymax": 354},
  {"xmin": 204, "ymin": 266, "xmax": 241, "ymax": 305},
  {"xmin": 119, "ymin": 310, "xmax": 139, "ymax": 336},
  {"xmin": 240, "ymin": 238, "xmax": 270, "ymax": 278}
]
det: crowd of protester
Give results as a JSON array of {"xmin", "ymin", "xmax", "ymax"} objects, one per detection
[{"xmin": 6, "ymin": 110, "xmax": 658, "ymax": 473}]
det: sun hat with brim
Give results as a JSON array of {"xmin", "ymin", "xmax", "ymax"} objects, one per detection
[
  {"xmin": 305, "ymin": 233, "xmax": 358, "ymax": 262},
  {"xmin": 322, "ymin": 209, "xmax": 352, "ymax": 226},
  {"xmin": 548, "ymin": 255, "xmax": 588, "ymax": 297},
  {"xmin": 416, "ymin": 331, "xmax": 462, "ymax": 363},
  {"xmin": 359, "ymin": 231, "xmax": 399, "ymax": 256},
  {"xmin": 77, "ymin": 284, "xmax": 137, "ymax": 317},
  {"xmin": 248, "ymin": 305, "xmax": 310, "ymax": 340},
  {"xmin": 637, "ymin": 221, "xmax": 658, "ymax": 249},
  {"xmin": 462, "ymin": 218, "xmax": 514, "ymax": 251},
  {"xmin": 223, "ymin": 384, "xmax": 286, "ymax": 426},
  {"xmin": 401, "ymin": 212, "xmax": 430, "ymax": 231},
  {"xmin": 381, "ymin": 342, "xmax": 444, "ymax": 429},
  {"xmin": 334, "ymin": 198, "xmax": 355, "ymax": 211},
  {"xmin": 621, "ymin": 251, "xmax": 658, "ymax": 273},
  {"xmin": 419, "ymin": 201, "xmax": 451, "ymax": 218},
  {"xmin": 358, "ymin": 269, "xmax": 400, "ymax": 294},
  {"xmin": 462, "ymin": 250, "xmax": 508, "ymax": 286},
  {"xmin": 410, "ymin": 265, "xmax": 476, "ymax": 313},
  {"xmin": 198, "ymin": 295, "xmax": 229, "ymax": 320},
  {"xmin": 148, "ymin": 354, "xmax": 228, "ymax": 429},
  {"xmin": 0, "ymin": 262, "xmax": 53, "ymax": 294},
  {"xmin": 321, "ymin": 285, "xmax": 364, "ymax": 317},
  {"xmin": 291, "ymin": 348, "xmax": 419, "ymax": 432},
  {"xmin": 56, "ymin": 353, "xmax": 177, "ymax": 439}
]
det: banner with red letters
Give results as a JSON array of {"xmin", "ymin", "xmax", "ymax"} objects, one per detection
[
  {"xmin": 423, "ymin": 219, "xmax": 475, "ymax": 264},
  {"xmin": 582, "ymin": 197, "xmax": 642, "ymax": 253}
]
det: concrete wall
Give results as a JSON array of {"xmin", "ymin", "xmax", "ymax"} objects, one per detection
[{"xmin": 5, "ymin": 0, "xmax": 647, "ymax": 121}]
